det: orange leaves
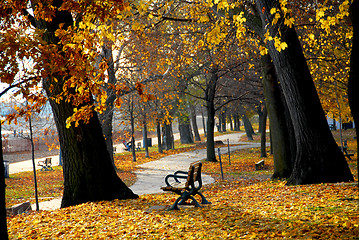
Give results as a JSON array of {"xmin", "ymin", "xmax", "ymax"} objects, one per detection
[
  {"xmin": 6, "ymin": 140, "xmax": 359, "ymax": 239},
  {"xmin": 7, "ymin": 178, "xmax": 359, "ymax": 239}
]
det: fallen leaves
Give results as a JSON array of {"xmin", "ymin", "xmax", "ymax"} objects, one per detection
[
  {"xmin": 6, "ymin": 139, "xmax": 358, "ymax": 239},
  {"xmin": 7, "ymin": 179, "xmax": 358, "ymax": 239},
  {"xmin": 5, "ymin": 131, "xmax": 358, "ymax": 239}
]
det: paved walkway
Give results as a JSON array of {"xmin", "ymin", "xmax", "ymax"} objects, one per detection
[{"xmin": 7, "ymin": 132, "xmax": 262, "ymax": 210}]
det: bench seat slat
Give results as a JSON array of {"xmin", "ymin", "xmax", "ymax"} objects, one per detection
[{"xmin": 161, "ymin": 182, "xmax": 187, "ymax": 191}]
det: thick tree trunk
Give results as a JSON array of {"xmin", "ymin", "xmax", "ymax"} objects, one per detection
[
  {"xmin": 206, "ymin": 72, "xmax": 218, "ymax": 162},
  {"xmin": 36, "ymin": 0, "xmax": 138, "ymax": 207},
  {"xmin": 260, "ymin": 106, "xmax": 267, "ymax": 157},
  {"xmin": 256, "ymin": 0, "xmax": 353, "ymax": 184},
  {"xmin": 190, "ymin": 106, "xmax": 201, "ymax": 141},
  {"xmin": 348, "ymin": 0, "xmax": 359, "ymax": 188},
  {"xmin": 0, "ymin": 122, "xmax": 9, "ymax": 240},
  {"xmin": 47, "ymin": 93, "xmax": 138, "ymax": 207},
  {"xmin": 261, "ymin": 54, "xmax": 293, "ymax": 179}
]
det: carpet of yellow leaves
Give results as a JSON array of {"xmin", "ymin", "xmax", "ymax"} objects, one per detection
[
  {"xmin": 6, "ymin": 139, "xmax": 358, "ymax": 239},
  {"xmin": 5, "ymin": 143, "xmax": 205, "ymax": 208},
  {"xmin": 7, "ymin": 179, "xmax": 358, "ymax": 239}
]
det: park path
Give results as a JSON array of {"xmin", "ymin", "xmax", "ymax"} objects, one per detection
[
  {"xmin": 129, "ymin": 132, "xmax": 261, "ymax": 195},
  {"xmin": 7, "ymin": 132, "xmax": 262, "ymax": 210}
]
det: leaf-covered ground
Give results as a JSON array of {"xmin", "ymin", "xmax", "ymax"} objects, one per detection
[
  {"xmin": 5, "ymin": 141, "xmax": 214, "ymax": 207},
  {"xmin": 5, "ymin": 131, "xmax": 359, "ymax": 239}
]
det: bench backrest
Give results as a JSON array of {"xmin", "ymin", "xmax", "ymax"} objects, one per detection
[
  {"xmin": 185, "ymin": 161, "xmax": 202, "ymax": 189},
  {"xmin": 45, "ymin": 158, "xmax": 52, "ymax": 165}
]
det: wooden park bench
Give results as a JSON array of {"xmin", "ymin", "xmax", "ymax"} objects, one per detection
[
  {"xmin": 38, "ymin": 157, "xmax": 53, "ymax": 171},
  {"xmin": 255, "ymin": 160, "xmax": 265, "ymax": 170},
  {"xmin": 161, "ymin": 161, "xmax": 211, "ymax": 210}
]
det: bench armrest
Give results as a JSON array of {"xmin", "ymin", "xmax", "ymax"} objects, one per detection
[
  {"xmin": 174, "ymin": 170, "xmax": 188, "ymax": 176},
  {"xmin": 164, "ymin": 173, "xmax": 187, "ymax": 186},
  {"xmin": 37, "ymin": 160, "xmax": 45, "ymax": 166}
]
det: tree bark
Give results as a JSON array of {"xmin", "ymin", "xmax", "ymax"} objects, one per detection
[
  {"xmin": 260, "ymin": 106, "xmax": 267, "ymax": 157},
  {"xmin": 220, "ymin": 109, "xmax": 227, "ymax": 132},
  {"xmin": 98, "ymin": 43, "xmax": 117, "ymax": 169},
  {"xmin": 233, "ymin": 113, "xmax": 241, "ymax": 131},
  {"xmin": 46, "ymin": 90, "xmax": 138, "ymax": 207},
  {"xmin": 348, "ymin": 0, "xmax": 359, "ymax": 188},
  {"xmin": 0, "ymin": 122, "xmax": 9, "ymax": 240},
  {"xmin": 257, "ymin": 105, "xmax": 264, "ymax": 134},
  {"xmin": 229, "ymin": 114, "xmax": 233, "ymax": 131},
  {"xmin": 129, "ymin": 99, "xmax": 136, "ymax": 162},
  {"xmin": 261, "ymin": 54, "xmax": 293, "ymax": 179},
  {"xmin": 162, "ymin": 122, "xmax": 174, "ymax": 150},
  {"xmin": 206, "ymin": 72, "xmax": 218, "ymax": 162},
  {"xmin": 178, "ymin": 107, "xmax": 194, "ymax": 144},
  {"xmin": 156, "ymin": 122, "xmax": 163, "ymax": 153},
  {"xmin": 178, "ymin": 120, "xmax": 194, "ymax": 144},
  {"xmin": 143, "ymin": 118, "xmax": 149, "ymax": 158},
  {"xmin": 34, "ymin": 0, "xmax": 138, "ymax": 207},
  {"xmin": 239, "ymin": 106, "xmax": 254, "ymax": 141},
  {"xmin": 190, "ymin": 106, "xmax": 201, "ymax": 141},
  {"xmin": 256, "ymin": 0, "xmax": 353, "ymax": 184},
  {"xmin": 201, "ymin": 109, "xmax": 207, "ymax": 137}
]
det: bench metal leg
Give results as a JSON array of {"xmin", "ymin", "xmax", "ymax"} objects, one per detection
[
  {"xmin": 197, "ymin": 192, "xmax": 211, "ymax": 205},
  {"xmin": 167, "ymin": 197, "xmax": 183, "ymax": 210}
]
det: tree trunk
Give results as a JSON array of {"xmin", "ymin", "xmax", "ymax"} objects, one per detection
[
  {"xmin": 35, "ymin": 0, "xmax": 138, "ymax": 207},
  {"xmin": 221, "ymin": 109, "xmax": 227, "ymax": 132},
  {"xmin": 29, "ymin": 116, "xmax": 39, "ymax": 211},
  {"xmin": 229, "ymin": 114, "xmax": 233, "ymax": 131},
  {"xmin": 162, "ymin": 122, "xmax": 174, "ymax": 150},
  {"xmin": 233, "ymin": 113, "xmax": 240, "ymax": 131},
  {"xmin": 261, "ymin": 54, "xmax": 293, "ymax": 179},
  {"xmin": 257, "ymin": 105, "xmax": 264, "ymax": 134},
  {"xmin": 99, "ymin": 109, "xmax": 115, "ymax": 167},
  {"xmin": 179, "ymin": 121, "xmax": 194, "ymax": 144},
  {"xmin": 156, "ymin": 122, "xmax": 163, "ymax": 153},
  {"xmin": 129, "ymin": 100, "xmax": 136, "ymax": 162},
  {"xmin": 256, "ymin": 0, "xmax": 353, "ymax": 184},
  {"xmin": 98, "ymin": 43, "xmax": 117, "ymax": 169},
  {"xmin": 260, "ymin": 106, "xmax": 268, "ymax": 157},
  {"xmin": 190, "ymin": 106, "xmax": 201, "ymax": 141},
  {"xmin": 201, "ymin": 109, "xmax": 207, "ymax": 137},
  {"xmin": 46, "ymin": 92, "xmax": 138, "ymax": 207},
  {"xmin": 348, "ymin": 0, "xmax": 359, "ymax": 188},
  {"xmin": 143, "ymin": 122, "xmax": 149, "ymax": 158},
  {"xmin": 206, "ymin": 72, "xmax": 218, "ymax": 162},
  {"xmin": 0, "ymin": 122, "xmax": 9, "ymax": 240},
  {"xmin": 239, "ymin": 106, "xmax": 254, "ymax": 141}
]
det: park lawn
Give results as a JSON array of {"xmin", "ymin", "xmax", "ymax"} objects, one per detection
[{"xmin": 6, "ymin": 143, "xmax": 358, "ymax": 239}]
